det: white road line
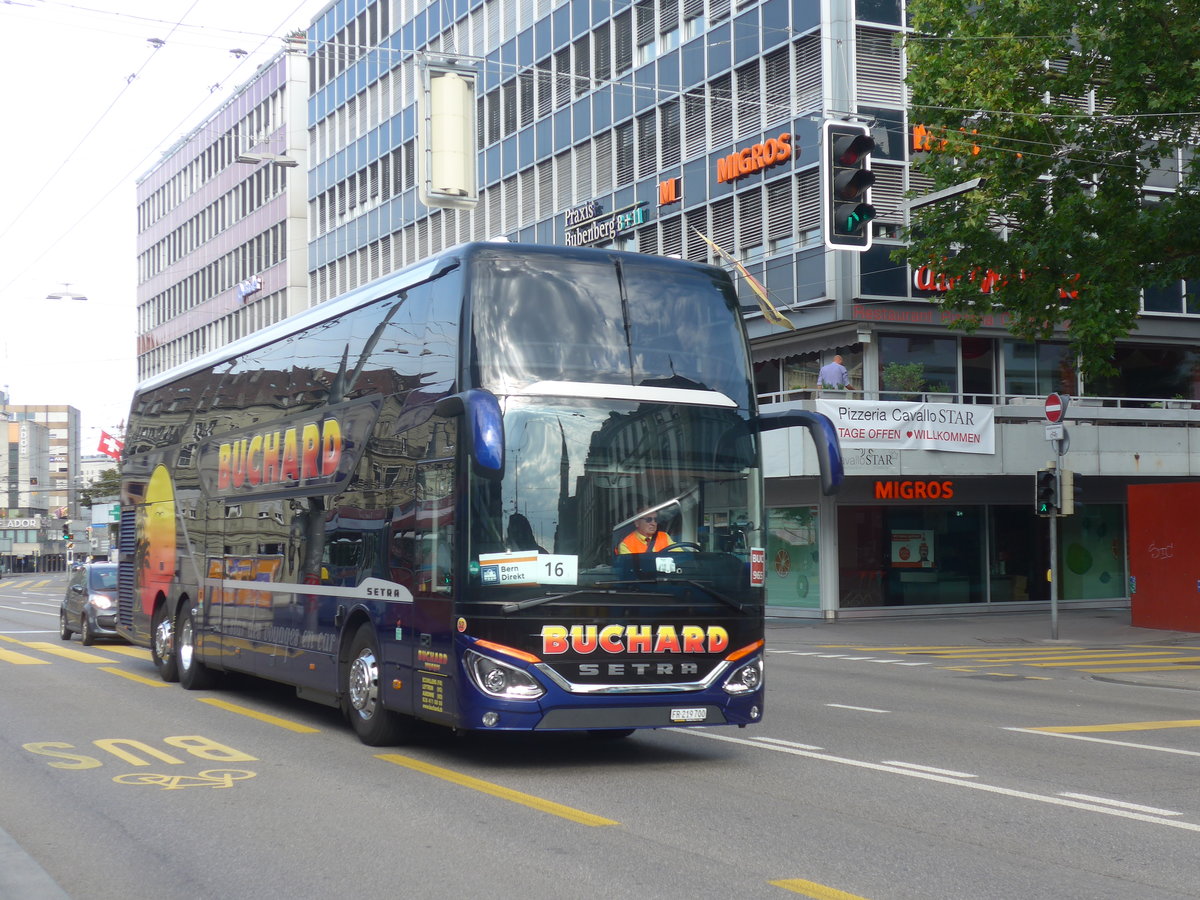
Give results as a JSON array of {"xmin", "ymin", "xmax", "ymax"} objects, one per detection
[
  {"xmin": 1005, "ymin": 727, "xmax": 1200, "ymax": 758},
  {"xmin": 0, "ymin": 604, "xmax": 57, "ymax": 618},
  {"xmin": 751, "ymin": 737, "xmax": 825, "ymax": 751},
  {"xmin": 674, "ymin": 729, "xmax": 1200, "ymax": 834},
  {"xmin": 881, "ymin": 761, "xmax": 978, "ymax": 779},
  {"xmin": 826, "ymin": 703, "xmax": 890, "ymax": 713},
  {"xmin": 1058, "ymin": 793, "xmax": 1181, "ymax": 817}
]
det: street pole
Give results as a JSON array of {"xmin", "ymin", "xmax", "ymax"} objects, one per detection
[{"xmin": 1049, "ymin": 493, "xmax": 1058, "ymax": 640}]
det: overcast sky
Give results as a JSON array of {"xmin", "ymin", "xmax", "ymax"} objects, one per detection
[{"xmin": 0, "ymin": 0, "xmax": 330, "ymax": 449}]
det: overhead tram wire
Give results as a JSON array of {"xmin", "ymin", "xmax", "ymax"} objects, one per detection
[{"xmin": 0, "ymin": 0, "xmax": 314, "ymax": 300}]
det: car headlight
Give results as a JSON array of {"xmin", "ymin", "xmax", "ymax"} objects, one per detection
[
  {"xmin": 722, "ymin": 657, "xmax": 763, "ymax": 695},
  {"xmin": 90, "ymin": 594, "xmax": 116, "ymax": 610},
  {"xmin": 464, "ymin": 649, "xmax": 545, "ymax": 700}
]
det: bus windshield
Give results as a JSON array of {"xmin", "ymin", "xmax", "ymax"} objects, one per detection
[
  {"xmin": 468, "ymin": 396, "xmax": 763, "ymax": 609},
  {"xmin": 469, "ymin": 248, "xmax": 753, "ymax": 408}
]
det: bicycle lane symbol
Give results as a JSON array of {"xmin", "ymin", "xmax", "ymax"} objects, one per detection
[{"xmin": 113, "ymin": 769, "xmax": 257, "ymax": 790}]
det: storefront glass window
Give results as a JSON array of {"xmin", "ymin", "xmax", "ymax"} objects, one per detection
[
  {"xmin": 840, "ymin": 505, "xmax": 986, "ymax": 607},
  {"xmin": 766, "ymin": 506, "xmax": 820, "ymax": 608},
  {"xmin": 782, "ymin": 352, "xmax": 819, "ymax": 397},
  {"xmin": 1060, "ymin": 504, "xmax": 1126, "ymax": 600},
  {"xmin": 879, "ymin": 335, "xmax": 957, "ymax": 398},
  {"xmin": 1003, "ymin": 341, "xmax": 1077, "ymax": 398},
  {"xmin": 1084, "ymin": 346, "xmax": 1200, "ymax": 403}
]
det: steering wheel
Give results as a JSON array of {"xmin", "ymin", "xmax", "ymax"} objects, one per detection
[{"xmin": 660, "ymin": 542, "xmax": 701, "ymax": 552}]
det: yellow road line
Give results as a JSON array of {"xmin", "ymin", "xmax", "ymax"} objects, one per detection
[
  {"xmin": 376, "ymin": 753, "xmax": 619, "ymax": 827},
  {"xmin": 0, "ymin": 646, "xmax": 50, "ymax": 665},
  {"xmin": 100, "ymin": 666, "xmax": 169, "ymax": 687},
  {"xmin": 104, "ymin": 645, "xmax": 153, "ymax": 660},
  {"xmin": 18, "ymin": 641, "xmax": 117, "ymax": 663},
  {"xmin": 769, "ymin": 877, "xmax": 871, "ymax": 899},
  {"xmin": 1021, "ymin": 653, "xmax": 1199, "ymax": 667},
  {"xmin": 1030, "ymin": 720, "xmax": 1200, "ymax": 734},
  {"xmin": 198, "ymin": 697, "xmax": 321, "ymax": 733},
  {"xmin": 972, "ymin": 651, "xmax": 1183, "ymax": 663},
  {"xmin": 1081, "ymin": 664, "xmax": 1200, "ymax": 673}
]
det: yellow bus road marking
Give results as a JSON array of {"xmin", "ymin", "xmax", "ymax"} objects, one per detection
[
  {"xmin": 971, "ymin": 651, "xmax": 1185, "ymax": 664},
  {"xmin": 197, "ymin": 697, "xmax": 321, "ymax": 733},
  {"xmin": 0, "ymin": 646, "xmax": 50, "ymax": 665},
  {"xmin": 18, "ymin": 642, "xmax": 118, "ymax": 663},
  {"xmin": 1023, "ymin": 653, "xmax": 1200, "ymax": 667},
  {"xmin": 821, "ymin": 646, "xmax": 1084, "ymax": 656},
  {"xmin": 376, "ymin": 753, "xmax": 620, "ymax": 827},
  {"xmin": 1029, "ymin": 719, "xmax": 1200, "ymax": 734},
  {"xmin": 817, "ymin": 644, "xmax": 974, "ymax": 651},
  {"xmin": 103, "ymin": 645, "xmax": 153, "ymax": 661},
  {"xmin": 1080, "ymin": 663, "xmax": 1200, "ymax": 673},
  {"xmin": 100, "ymin": 666, "xmax": 170, "ymax": 687},
  {"xmin": 769, "ymin": 877, "xmax": 871, "ymax": 898}
]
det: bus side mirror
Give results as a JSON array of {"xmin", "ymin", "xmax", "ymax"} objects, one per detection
[
  {"xmin": 753, "ymin": 410, "xmax": 844, "ymax": 496},
  {"xmin": 434, "ymin": 389, "xmax": 505, "ymax": 480}
]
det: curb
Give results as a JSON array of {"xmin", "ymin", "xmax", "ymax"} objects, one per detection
[{"xmin": 0, "ymin": 824, "xmax": 69, "ymax": 900}]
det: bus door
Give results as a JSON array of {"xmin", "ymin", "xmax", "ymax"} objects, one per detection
[{"xmin": 410, "ymin": 458, "xmax": 457, "ymax": 725}]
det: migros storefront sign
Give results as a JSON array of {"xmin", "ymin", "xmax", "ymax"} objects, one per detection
[{"xmin": 715, "ymin": 133, "xmax": 792, "ymax": 183}]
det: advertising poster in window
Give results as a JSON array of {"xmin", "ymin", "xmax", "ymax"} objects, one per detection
[{"xmin": 891, "ymin": 530, "xmax": 934, "ymax": 568}]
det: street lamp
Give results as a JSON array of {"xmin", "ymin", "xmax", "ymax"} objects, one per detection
[
  {"xmin": 45, "ymin": 284, "xmax": 89, "ymax": 302},
  {"xmin": 43, "ymin": 285, "xmax": 88, "ymax": 523}
]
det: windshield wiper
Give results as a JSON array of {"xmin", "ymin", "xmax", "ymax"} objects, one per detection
[
  {"xmin": 501, "ymin": 589, "xmax": 639, "ymax": 614},
  {"xmin": 599, "ymin": 578, "xmax": 751, "ymax": 614}
]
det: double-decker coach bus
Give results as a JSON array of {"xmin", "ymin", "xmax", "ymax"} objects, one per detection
[{"xmin": 117, "ymin": 242, "xmax": 842, "ymax": 745}]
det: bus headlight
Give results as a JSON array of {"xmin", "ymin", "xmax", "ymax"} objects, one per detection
[
  {"xmin": 464, "ymin": 650, "xmax": 545, "ymax": 700},
  {"xmin": 722, "ymin": 657, "xmax": 763, "ymax": 695}
]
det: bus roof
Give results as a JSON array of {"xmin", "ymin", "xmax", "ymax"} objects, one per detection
[{"xmin": 133, "ymin": 242, "xmax": 727, "ymax": 398}]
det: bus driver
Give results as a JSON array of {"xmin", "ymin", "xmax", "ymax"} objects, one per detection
[{"xmin": 618, "ymin": 513, "xmax": 675, "ymax": 554}]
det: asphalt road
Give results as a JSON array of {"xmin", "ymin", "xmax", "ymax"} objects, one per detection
[{"xmin": 3, "ymin": 574, "xmax": 1199, "ymax": 900}]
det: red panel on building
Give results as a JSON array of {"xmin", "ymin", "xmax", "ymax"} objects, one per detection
[{"xmin": 1127, "ymin": 483, "xmax": 1200, "ymax": 632}]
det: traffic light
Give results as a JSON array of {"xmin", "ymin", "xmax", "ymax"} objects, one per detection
[
  {"xmin": 823, "ymin": 120, "xmax": 877, "ymax": 250},
  {"xmin": 1059, "ymin": 468, "xmax": 1075, "ymax": 516},
  {"xmin": 1035, "ymin": 468, "xmax": 1059, "ymax": 517}
]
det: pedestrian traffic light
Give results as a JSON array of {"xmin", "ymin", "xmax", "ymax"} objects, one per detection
[
  {"xmin": 823, "ymin": 120, "xmax": 876, "ymax": 250},
  {"xmin": 1035, "ymin": 468, "xmax": 1059, "ymax": 517}
]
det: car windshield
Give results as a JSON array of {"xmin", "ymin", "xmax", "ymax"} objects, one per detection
[{"xmin": 88, "ymin": 566, "xmax": 117, "ymax": 591}]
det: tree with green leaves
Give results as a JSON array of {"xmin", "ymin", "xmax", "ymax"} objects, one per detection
[
  {"xmin": 80, "ymin": 468, "xmax": 120, "ymax": 509},
  {"xmin": 900, "ymin": 0, "xmax": 1200, "ymax": 377}
]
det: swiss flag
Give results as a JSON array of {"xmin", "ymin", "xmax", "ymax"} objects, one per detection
[{"xmin": 98, "ymin": 430, "xmax": 124, "ymax": 460}]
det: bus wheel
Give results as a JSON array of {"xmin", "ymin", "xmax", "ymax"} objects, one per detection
[
  {"xmin": 343, "ymin": 623, "xmax": 409, "ymax": 746},
  {"xmin": 151, "ymin": 605, "xmax": 179, "ymax": 683},
  {"xmin": 178, "ymin": 606, "xmax": 216, "ymax": 690}
]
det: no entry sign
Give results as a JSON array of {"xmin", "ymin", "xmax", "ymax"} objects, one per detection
[{"xmin": 1044, "ymin": 392, "xmax": 1068, "ymax": 423}]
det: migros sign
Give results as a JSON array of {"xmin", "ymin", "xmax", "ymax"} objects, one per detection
[
  {"xmin": 874, "ymin": 480, "xmax": 956, "ymax": 500},
  {"xmin": 715, "ymin": 133, "xmax": 792, "ymax": 183}
]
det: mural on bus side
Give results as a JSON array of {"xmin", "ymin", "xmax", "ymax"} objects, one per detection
[{"xmin": 138, "ymin": 464, "xmax": 176, "ymax": 615}]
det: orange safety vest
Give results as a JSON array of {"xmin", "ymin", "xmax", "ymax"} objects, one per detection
[{"xmin": 618, "ymin": 530, "xmax": 674, "ymax": 554}]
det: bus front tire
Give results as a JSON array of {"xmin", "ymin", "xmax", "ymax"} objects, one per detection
[
  {"xmin": 343, "ymin": 623, "xmax": 410, "ymax": 746},
  {"xmin": 151, "ymin": 605, "xmax": 179, "ymax": 683},
  {"xmin": 178, "ymin": 606, "xmax": 217, "ymax": 691}
]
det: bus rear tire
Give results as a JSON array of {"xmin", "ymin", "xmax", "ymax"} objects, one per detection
[
  {"xmin": 178, "ymin": 605, "xmax": 217, "ymax": 690},
  {"xmin": 343, "ymin": 623, "xmax": 410, "ymax": 746},
  {"xmin": 151, "ymin": 604, "xmax": 179, "ymax": 683}
]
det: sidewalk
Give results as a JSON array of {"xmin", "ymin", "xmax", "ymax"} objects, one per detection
[{"xmin": 767, "ymin": 606, "xmax": 1200, "ymax": 693}]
